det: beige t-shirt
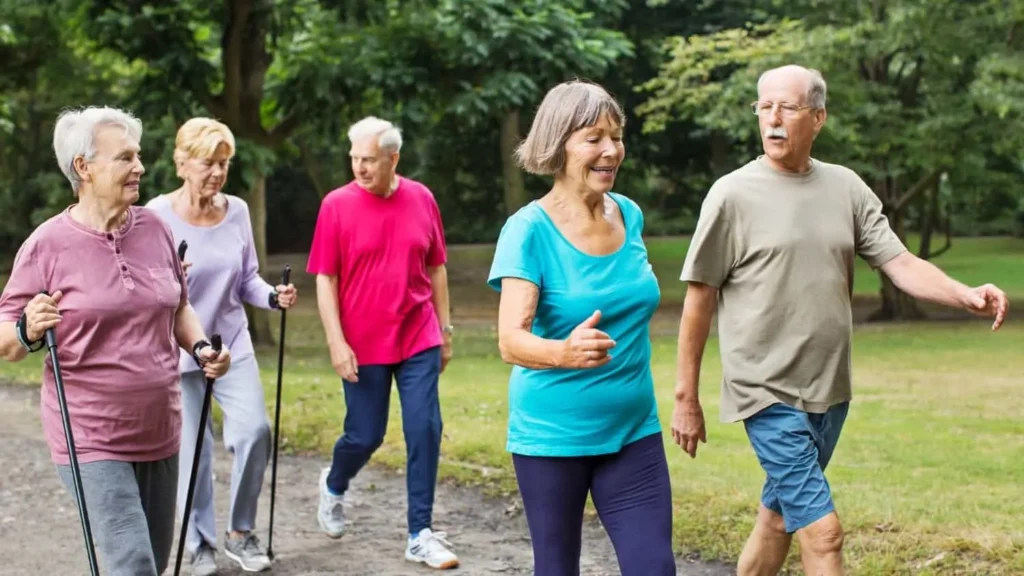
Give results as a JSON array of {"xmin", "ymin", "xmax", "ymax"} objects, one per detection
[{"xmin": 681, "ymin": 157, "xmax": 907, "ymax": 423}]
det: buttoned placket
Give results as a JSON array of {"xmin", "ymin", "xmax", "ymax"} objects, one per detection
[{"xmin": 108, "ymin": 231, "xmax": 135, "ymax": 289}]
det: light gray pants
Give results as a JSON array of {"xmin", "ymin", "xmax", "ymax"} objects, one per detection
[
  {"xmin": 56, "ymin": 455, "xmax": 178, "ymax": 576},
  {"xmin": 177, "ymin": 354, "xmax": 272, "ymax": 555}
]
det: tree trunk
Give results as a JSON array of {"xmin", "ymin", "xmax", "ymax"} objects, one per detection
[
  {"xmin": 245, "ymin": 170, "xmax": 274, "ymax": 346},
  {"xmin": 870, "ymin": 206, "xmax": 925, "ymax": 321},
  {"xmin": 500, "ymin": 108, "xmax": 527, "ymax": 215},
  {"xmin": 711, "ymin": 130, "xmax": 730, "ymax": 177},
  {"xmin": 918, "ymin": 179, "xmax": 938, "ymax": 259},
  {"xmin": 918, "ymin": 177, "xmax": 951, "ymax": 261}
]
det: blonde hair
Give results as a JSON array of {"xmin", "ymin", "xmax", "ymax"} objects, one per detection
[
  {"xmin": 515, "ymin": 80, "xmax": 625, "ymax": 176},
  {"xmin": 173, "ymin": 117, "xmax": 236, "ymax": 166}
]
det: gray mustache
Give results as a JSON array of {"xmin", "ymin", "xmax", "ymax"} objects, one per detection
[{"xmin": 766, "ymin": 127, "xmax": 788, "ymax": 139}]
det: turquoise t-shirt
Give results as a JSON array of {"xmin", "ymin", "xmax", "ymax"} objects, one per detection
[{"xmin": 487, "ymin": 192, "xmax": 663, "ymax": 457}]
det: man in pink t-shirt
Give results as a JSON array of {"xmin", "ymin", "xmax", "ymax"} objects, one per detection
[{"xmin": 307, "ymin": 116, "xmax": 459, "ymax": 569}]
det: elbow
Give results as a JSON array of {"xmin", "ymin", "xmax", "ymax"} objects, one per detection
[{"xmin": 497, "ymin": 334, "xmax": 515, "ymax": 365}]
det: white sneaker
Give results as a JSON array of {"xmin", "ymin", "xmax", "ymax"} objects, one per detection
[
  {"xmin": 317, "ymin": 467, "xmax": 346, "ymax": 538},
  {"xmin": 405, "ymin": 528, "xmax": 459, "ymax": 570}
]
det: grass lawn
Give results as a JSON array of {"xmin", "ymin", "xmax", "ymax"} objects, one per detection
[{"xmin": 2, "ymin": 235, "xmax": 1022, "ymax": 574}]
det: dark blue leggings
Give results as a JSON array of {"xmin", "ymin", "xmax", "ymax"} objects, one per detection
[{"xmin": 512, "ymin": 432, "xmax": 676, "ymax": 576}]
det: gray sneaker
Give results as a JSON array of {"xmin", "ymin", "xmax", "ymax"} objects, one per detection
[
  {"xmin": 317, "ymin": 467, "xmax": 346, "ymax": 538},
  {"xmin": 224, "ymin": 532, "xmax": 271, "ymax": 572},
  {"xmin": 191, "ymin": 544, "xmax": 218, "ymax": 576}
]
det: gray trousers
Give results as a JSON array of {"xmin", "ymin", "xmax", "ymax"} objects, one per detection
[
  {"xmin": 56, "ymin": 455, "xmax": 178, "ymax": 576},
  {"xmin": 177, "ymin": 354, "xmax": 272, "ymax": 555}
]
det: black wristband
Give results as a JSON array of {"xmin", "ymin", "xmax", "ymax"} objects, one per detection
[
  {"xmin": 268, "ymin": 291, "xmax": 280, "ymax": 310},
  {"xmin": 16, "ymin": 312, "xmax": 44, "ymax": 353},
  {"xmin": 192, "ymin": 339, "xmax": 211, "ymax": 367}
]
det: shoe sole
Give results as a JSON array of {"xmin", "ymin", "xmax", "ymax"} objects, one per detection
[
  {"xmin": 317, "ymin": 513, "xmax": 345, "ymax": 539},
  {"xmin": 224, "ymin": 549, "xmax": 271, "ymax": 573},
  {"xmin": 405, "ymin": 554, "xmax": 460, "ymax": 570}
]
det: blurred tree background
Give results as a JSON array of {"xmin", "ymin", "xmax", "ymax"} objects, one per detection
[{"xmin": 2, "ymin": 0, "xmax": 1022, "ymax": 331}]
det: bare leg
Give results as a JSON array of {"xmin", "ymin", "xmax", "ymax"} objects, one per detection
[
  {"xmin": 796, "ymin": 511, "xmax": 844, "ymax": 576},
  {"xmin": 737, "ymin": 504, "xmax": 792, "ymax": 576}
]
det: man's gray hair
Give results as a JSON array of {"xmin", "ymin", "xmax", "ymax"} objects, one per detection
[
  {"xmin": 757, "ymin": 65, "xmax": 828, "ymax": 109},
  {"xmin": 347, "ymin": 116, "xmax": 403, "ymax": 153},
  {"xmin": 515, "ymin": 80, "xmax": 625, "ymax": 176},
  {"xmin": 53, "ymin": 106, "xmax": 143, "ymax": 193}
]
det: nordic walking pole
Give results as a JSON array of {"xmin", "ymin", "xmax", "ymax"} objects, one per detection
[
  {"xmin": 43, "ymin": 291, "xmax": 100, "ymax": 576},
  {"xmin": 173, "ymin": 333, "xmax": 222, "ymax": 576},
  {"xmin": 267, "ymin": 263, "xmax": 290, "ymax": 560}
]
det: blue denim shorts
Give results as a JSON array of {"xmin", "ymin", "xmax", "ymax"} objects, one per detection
[{"xmin": 743, "ymin": 401, "xmax": 849, "ymax": 533}]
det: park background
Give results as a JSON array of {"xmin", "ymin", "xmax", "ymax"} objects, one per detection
[{"xmin": 1, "ymin": 1, "xmax": 1022, "ymax": 574}]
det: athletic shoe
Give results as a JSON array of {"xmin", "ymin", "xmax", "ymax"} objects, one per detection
[
  {"xmin": 224, "ymin": 532, "xmax": 271, "ymax": 572},
  {"xmin": 406, "ymin": 528, "xmax": 459, "ymax": 569},
  {"xmin": 317, "ymin": 467, "xmax": 346, "ymax": 538},
  {"xmin": 191, "ymin": 543, "xmax": 218, "ymax": 576}
]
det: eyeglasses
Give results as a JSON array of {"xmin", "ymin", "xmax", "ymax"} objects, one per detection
[{"xmin": 750, "ymin": 101, "xmax": 815, "ymax": 118}]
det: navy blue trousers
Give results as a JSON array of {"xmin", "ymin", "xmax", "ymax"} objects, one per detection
[
  {"xmin": 326, "ymin": 346, "xmax": 442, "ymax": 535},
  {"xmin": 512, "ymin": 432, "xmax": 676, "ymax": 576}
]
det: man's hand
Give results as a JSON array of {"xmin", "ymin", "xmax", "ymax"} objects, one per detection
[
  {"xmin": 24, "ymin": 290, "xmax": 63, "ymax": 342},
  {"xmin": 331, "ymin": 341, "xmax": 359, "ymax": 382},
  {"xmin": 440, "ymin": 333, "xmax": 453, "ymax": 373},
  {"xmin": 197, "ymin": 344, "xmax": 231, "ymax": 380},
  {"xmin": 182, "ymin": 260, "xmax": 193, "ymax": 278},
  {"xmin": 961, "ymin": 283, "xmax": 1009, "ymax": 331},
  {"xmin": 672, "ymin": 398, "xmax": 707, "ymax": 458}
]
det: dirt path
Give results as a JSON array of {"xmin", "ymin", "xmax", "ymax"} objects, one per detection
[{"xmin": 0, "ymin": 383, "xmax": 733, "ymax": 576}]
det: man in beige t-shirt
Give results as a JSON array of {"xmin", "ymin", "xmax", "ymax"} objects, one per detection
[{"xmin": 673, "ymin": 65, "xmax": 1009, "ymax": 576}]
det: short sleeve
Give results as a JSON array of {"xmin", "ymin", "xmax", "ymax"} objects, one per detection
[
  {"xmin": 680, "ymin": 185, "xmax": 737, "ymax": 288},
  {"xmin": 425, "ymin": 191, "xmax": 448, "ymax": 267},
  {"xmin": 0, "ymin": 237, "xmax": 45, "ymax": 323},
  {"xmin": 150, "ymin": 212, "xmax": 189, "ymax": 309},
  {"xmin": 852, "ymin": 177, "xmax": 907, "ymax": 269},
  {"xmin": 486, "ymin": 211, "xmax": 543, "ymax": 292},
  {"xmin": 306, "ymin": 195, "xmax": 342, "ymax": 276}
]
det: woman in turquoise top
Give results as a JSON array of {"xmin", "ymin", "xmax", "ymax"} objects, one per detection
[{"xmin": 487, "ymin": 80, "xmax": 675, "ymax": 576}]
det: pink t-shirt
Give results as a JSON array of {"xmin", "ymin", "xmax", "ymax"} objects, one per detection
[
  {"xmin": 0, "ymin": 206, "xmax": 187, "ymax": 465},
  {"xmin": 306, "ymin": 177, "xmax": 447, "ymax": 365}
]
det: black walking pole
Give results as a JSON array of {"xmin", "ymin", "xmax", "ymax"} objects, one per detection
[
  {"xmin": 267, "ymin": 263, "xmax": 290, "ymax": 560},
  {"xmin": 173, "ymin": 333, "xmax": 222, "ymax": 576},
  {"xmin": 43, "ymin": 293, "xmax": 100, "ymax": 576}
]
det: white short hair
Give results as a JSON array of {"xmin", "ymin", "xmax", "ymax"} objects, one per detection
[
  {"xmin": 347, "ymin": 116, "xmax": 402, "ymax": 153},
  {"xmin": 53, "ymin": 106, "xmax": 143, "ymax": 193},
  {"xmin": 757, "ymin": 65, "xmax": 828, "ymax": 109}
]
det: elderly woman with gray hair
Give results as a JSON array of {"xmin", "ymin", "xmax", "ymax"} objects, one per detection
[
  {"xmin": 0, "ymin": 106, "xmax": 231, "ymax": 576},
  {"xmin": 486, "ymin": 80, "xmax": 676, "ymax": 575}
]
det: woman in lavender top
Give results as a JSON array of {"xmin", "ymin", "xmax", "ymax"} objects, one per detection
[{"xmin": 146, "ymin": 117, "xmax": 297, "ymax": 575}]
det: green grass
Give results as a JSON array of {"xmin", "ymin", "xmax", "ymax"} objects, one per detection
[{"xmin": 2, "ymin": 235, "xmax": 1023, "ymax": 574}]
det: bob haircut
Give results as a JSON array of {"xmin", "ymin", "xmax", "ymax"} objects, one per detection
[
  {"xmin": 514, "ymin": 80, "xmax": 625, "ymax": 176},
  {"xmin": 173, "ymin": 117, "xmax": 236, "ymax": 166}
]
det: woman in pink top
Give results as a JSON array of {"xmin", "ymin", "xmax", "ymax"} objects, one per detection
[{"xmin": 0, "ymin": 106, "xmax": 231, "ymax": 576}]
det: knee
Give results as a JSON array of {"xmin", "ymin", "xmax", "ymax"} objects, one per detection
[
  {"xmin": 758, "ymin": 504, "xmax": 788, "ymax": 537},
  {"xmin": 236, "ymin": 420, "xmax": 272, "ymax": 452},
  {"xmin": 802, "ymin": 514, "xmax": 844, "ymax": 557}
]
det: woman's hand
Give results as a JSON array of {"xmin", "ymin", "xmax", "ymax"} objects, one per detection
[
  {"xmin": 24, "ymin": 290, "xmax": 63, "ymax": 342},
  {"xmin": 559, "ymin": 310, "xmax": 616, "ymax": 369},
  {"xmin": 275, "ymin": 283, "xmax": 297, "ymax": 309}
]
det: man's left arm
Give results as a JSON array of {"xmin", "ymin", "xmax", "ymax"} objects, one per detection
[
  {"xmin": 880, "ymin": 253, "xmax": 1008, "ymax": 330},
  {"xmin": 425, "ymin": 192, "xmax": 453, "ymax": 372},
  {"xmin": 428, "ymin": 264, "xmax": 453, "ymax": 371}
]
